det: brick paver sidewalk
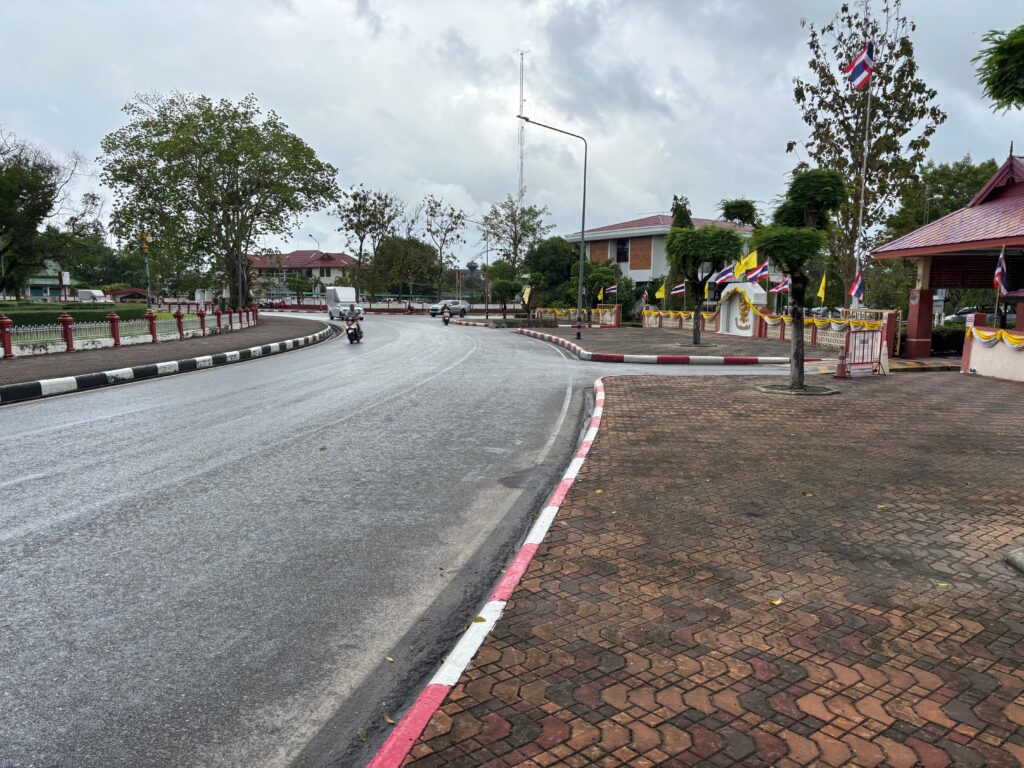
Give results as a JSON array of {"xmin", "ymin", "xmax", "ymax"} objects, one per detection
[
  {"xmin": 0, "ymin": 317, "xmax": 328, "ymax": 385},
  {"xmin": 536, "ymin": 327, "xmax": 821, "ymax": 359},
  {"xmin": 406, "ymin": 374, "xmax": 1024, "ymax": 767}
]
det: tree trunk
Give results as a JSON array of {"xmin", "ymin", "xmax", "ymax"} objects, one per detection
[
  {"xmin": 790, "ymin": 279, "xmax": 807, "ymax": 390},
  {"xmin": 690, "ymin": 280, "xmax": 702, "ymax": 345}
]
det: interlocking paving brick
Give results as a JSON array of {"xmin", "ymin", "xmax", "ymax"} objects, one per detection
[{"xmin": 405, "ymin": 374, "xmax": 1024, "ymax": 766}]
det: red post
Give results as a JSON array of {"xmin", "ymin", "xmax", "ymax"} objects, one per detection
[
  {"xmin": 57, "ymin": 312, "xmax": 75, "ymax": 352},
  {"xmin": 235, "ymin": 306, "xmax": 243, "ymax": 328},
  {"xmin": 251, "ymin": 304, "xmax": 259, "ymax": 322},
  {"xmin": 106, "ymin": 312, "xmax": 121, "ymax": 347},
  {"xmin": 809, "ymin": 321, "xmax": 818, "ymax": 347},
  {"xmin": 197, "ymin": 309, "xmax": 207, "ymax": 337},
  {"xmin": 0, "ymin": 314, "xmax": 12, "ymax": 359},
  {"xmin": 905, "ymin": 288, "xmax": 933, "ymax": 359},
  {"xmin": 213, "ymin": 308, "xmax": 223, "ymax": 332},
  {"xmin": 144, "ymin": 308, "xmax": 158, "ymax": 343},
  {"xmin": 173, "ymin": 309, "xmax": 184, "ymax": 339},
  {"xmin": 244, "ymin": 306, "xmax": 251, "ymax": 326}
]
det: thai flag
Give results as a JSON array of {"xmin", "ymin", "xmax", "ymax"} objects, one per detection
[
  {"xmin": 994, "ymin": 248, "xmax": 1009, "ymax": 295},
  {"xmin": 670, "ymin": 282, "xmax": 686, "ymax": 296},
  {"xmin": 845, "ymin": 41, "xmax": 874, "ymax": 90},
  {"xmin": 848, "ymin": 270, "xmax": 865, "ymax": 301},
  {"xmin": 713, "ymin": 265, "xmax": 735, "ymax": 284},
  {"xmin": 605, "ymin": 284, "xmax": 618, "ymax": 295},
  {"xmin": 769, "ymin": 276, "xmax": 791, "ymax": 294},
  {"xmin": 747, "ymin": 262, "xmax": 769, "ymax": 281}
]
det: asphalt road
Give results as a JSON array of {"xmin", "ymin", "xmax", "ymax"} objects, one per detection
[{"xmin": 0, "ymin": 314, "xmax": 784, "ymax": 767}]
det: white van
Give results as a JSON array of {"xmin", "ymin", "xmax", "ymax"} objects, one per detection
[
  {"xmin": 77, "ymin": 289, "xmax": 113, "ymax": 303},
  {"xmin": 326, "ymin": 286, "xmax": 363, "ymax": 320}
]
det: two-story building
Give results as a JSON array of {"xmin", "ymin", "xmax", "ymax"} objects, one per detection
[
  {"xmin": 567, "ymin": 214, "xmax": 753, "ymax": 284},
  {"xmin": 247, "ymin": 250, "xmax": 355, "ymax": 294}
]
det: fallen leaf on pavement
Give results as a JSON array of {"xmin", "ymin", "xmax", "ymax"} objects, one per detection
[
  {"xmin": 768, "ymin": 597, "xmax": 784, "ymax": 606},
  {"xmin": 472, "ymin": 616, "xmax": 486, "ymax": 623},
  {"xmin": 385, "ymin": 656, "xmax": 394, "ymax": 662},
  {"xmin": 383, "ymin": 712, "xmax": 396, "ymax": 724}
]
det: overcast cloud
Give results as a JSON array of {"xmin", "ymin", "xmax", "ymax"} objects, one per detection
[{"xmin": 2, "ymin": 0, "xmax": 1022, "ymax": 264}]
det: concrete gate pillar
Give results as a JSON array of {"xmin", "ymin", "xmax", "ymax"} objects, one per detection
[{"xmin": 905, "ymin": 258, "xmax": 933, "ymax": 359}]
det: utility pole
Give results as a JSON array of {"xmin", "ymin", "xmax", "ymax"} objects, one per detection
[{"xmin": 141, "ymin": 231, "xmax": 152, "ymax": 309}]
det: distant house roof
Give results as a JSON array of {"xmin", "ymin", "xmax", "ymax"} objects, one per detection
[
  {"xmin": 568, "ymin": 214, "xmax": 753, "ymax": 242},
  {"xmin": 247, "ymin": 250, "xmax": 355, "ymax": 269},
  {"xmin": 874, "ymin": 155, "xmax": 1024, "ymax": 259}
]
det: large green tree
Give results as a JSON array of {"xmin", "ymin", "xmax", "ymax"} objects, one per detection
[
  {"xmin": 372, "ymin": 235, "xmax": 436, "ymax": 298},
  {"xmin": 336, "ymin": 185, "xmax": 404, "ymax": 298},
  {"xmin": 423, "ymin": 194, "xmax": 466, "ymax": 297},
  {"xmin": 753, "ymin": 169, "xmax": 845, "ymax": 390},
  {"xmin": 0, "ymin": 133, "xmax": 91, "ymax": 296},
  {"xmin": 665, "ymin": 225, "xmax": 743, "ymax": 345},
  {"xmin": 480, "ymin": 193, "xmax": 553, "ymax": 275},
  {"xmin": 974, "ymin": 25, "xmax": 1024, "ymax": 111},
  {"xmin": 788, "ymin": 0, "xmax": 946, "ymax": 304},
  {"xmin": 101, "ymin": 92, "xmax": 338, "ymax": 308}
]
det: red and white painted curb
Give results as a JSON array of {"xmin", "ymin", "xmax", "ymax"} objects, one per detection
[
  {"xmin": 366, "ymin": 378, "xmax": 607, "ymax": 768},
  {"xmin": 516, "ymin": 328, "xmax": 823, "ymax": 365},
  {"xmin": 453, "ymin": 319, "xmax": 491, "ymax": 328}
]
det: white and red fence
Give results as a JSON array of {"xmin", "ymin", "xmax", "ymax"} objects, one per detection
[{"xmin": 0, "ymin": 307, "xmax": 260, "ymax": 358}]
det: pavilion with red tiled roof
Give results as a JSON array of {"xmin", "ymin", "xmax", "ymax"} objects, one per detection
[
  {"xmin": 567, "ymin": 214, "xmax": 752, "ymax": 284},
  {"xmin": 873, "ymin": 153, "xmax": 1024, "ymax": 358}
]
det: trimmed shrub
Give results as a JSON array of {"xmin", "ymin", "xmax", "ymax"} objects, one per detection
[
  {"xmin": 932, "ymin": 325, "xmax": 967, "ymax": 356},
  {"xmin": 1, "ymin": 305, "xmax": 149, "ymax": 325}
]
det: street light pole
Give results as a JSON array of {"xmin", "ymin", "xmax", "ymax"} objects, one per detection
[
  {"xmin": 308, "ymin": 233, "xmax": 321, "ymax": 252},
  {"xmin": 517, "ymin": 115, "xmax": 587, "ymax": 341},
  {"xmin": 141, "ymin": 231, "xmax": 152, "ymax": 309}
]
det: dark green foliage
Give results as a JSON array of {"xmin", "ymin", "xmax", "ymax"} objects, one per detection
[
  {"xmin": 372, "ymin": 235, "xmax": 437, "ymax": 298},
  {"xmin": 779, "ymin": 169, "xmax": 846, "ymax": 229},
  {"xmin": 524, "ymin": 237, "xmax": 578, "ymax": 304},
  {"xmin": 752, "ymin": 228, "xmax": 825, "ymax": 280},
  {"xmin": 931, "ymin": 326, "xmax": 967, "ymax": 356},
  {"xmin": 882, "ymin": 155, "xmax": 998, "ymax": 241},
  {"xmin": 973, "ymin": 25, "xmax": 1024, "ymax": 112},
  {"xmin": 670, "ymin": 195, "xmax": 693, "ymax": 229},
  {"xmin": 719, "ymin": 199, "xmax": 759, "ymax": 226},
  {"xmin": 2, "ymin": 305, "xmax": 148, "ymax": 325}
]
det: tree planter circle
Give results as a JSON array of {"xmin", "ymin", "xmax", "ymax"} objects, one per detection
[{"xmin": 756, "ymin": 383, "xmax": 840, "ymax": 397}]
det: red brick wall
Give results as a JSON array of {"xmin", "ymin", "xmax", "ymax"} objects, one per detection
[
  {"xmin": 630, "ymin": 237, "xmax": 652, "ymax": 270},
  {"xmin": 589, "ymin": 241, "xmax": 609, "ymax": 263}
]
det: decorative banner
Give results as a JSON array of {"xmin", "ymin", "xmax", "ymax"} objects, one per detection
[{"xmin": 971, "ymin": 326, "xmax": 1024, "ymax": 350}]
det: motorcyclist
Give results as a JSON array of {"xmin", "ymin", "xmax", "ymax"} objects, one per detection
[
  {"xmin": 344, "ymin": 303, "xmax": 362, "ymax": 338},
  {"xmin": 441, "ymin": 304, "xmax": 452, "ymax": 324}
]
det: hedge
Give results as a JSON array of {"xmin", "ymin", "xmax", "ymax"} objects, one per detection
[
  {"xmin": 1, "ymin": 305, "xmax": 149, "ymax": 326},
  {"xmin": 897, "ymin": 326, "xmax": 967, "ymax": 357}
]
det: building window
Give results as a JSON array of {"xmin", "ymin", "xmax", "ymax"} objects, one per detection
[
  {"xmin": 616, "ymin": 239, "xmax": 629, "ymax": 263},
  {"xmin": 320, "ymin": 266, "xmax": 330, "ymax": 277}
]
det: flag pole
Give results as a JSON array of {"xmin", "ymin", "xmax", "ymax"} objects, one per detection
[{"xmin": 853, "ymin": 36, "xmax": 874, "ymax": 309}]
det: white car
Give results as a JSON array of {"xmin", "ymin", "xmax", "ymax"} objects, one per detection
[
  {"xmin": 329, "ymin": 304, "xmax": 364, "ymax": 321},
  {"xmin": 429, "ymin": 299, "xmax": 469, "ymax": 317}
]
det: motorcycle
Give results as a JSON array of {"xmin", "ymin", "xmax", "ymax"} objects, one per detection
[
  {"xmin": 345, "ymin": 319, "xmax": 363, "ymax": 344},
  {"xmin": 442, "ymin": 312, "xmax": 451, "ymax": 326}
]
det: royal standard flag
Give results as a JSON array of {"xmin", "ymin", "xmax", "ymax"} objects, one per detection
[
  {"xmin": 654, "ymin": 279, "xmax": 666, "ymax": 300},
  {"xmin": 816, "ymin": 273, "xmax": 827, "ymax": 301},
  {"xmin": 597, "ymin": 287, "xmax": 604, "ymax": 301},
  {"xmin": 734, "ymin": 250, "xmax": 758, "ymax": 280},
  {"xmin": 704, "ymin": 280, "xmax": 710, "ymax": 300},
  {"xmin": 522, "ymin": 285, "xmax": 532, "ymax": 305}
]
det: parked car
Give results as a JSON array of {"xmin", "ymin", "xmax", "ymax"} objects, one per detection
[{"xmin": 429, "ymin": 299, "xmax": 469, "ymax": 317}]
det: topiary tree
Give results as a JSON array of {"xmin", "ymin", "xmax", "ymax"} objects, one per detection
[
  {"xmin": 665, "ymin": 225, "xmax": 743, "ymax": 345},
  {"xmin": 753, "ymin": 168, "xmax": 844, "ymax": 390},
  {"xmin": 719, "ymin": 199, "xmax": 760, "ymax": 227},
  {"xmin": 973, "ymin": 25, "xmax": 1024, "ymax": 112}
]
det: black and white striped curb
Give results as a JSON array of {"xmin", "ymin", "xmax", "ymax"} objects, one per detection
[{"xmin": 0, "ymin": 326, "xmax": 335, "ymax": 406}]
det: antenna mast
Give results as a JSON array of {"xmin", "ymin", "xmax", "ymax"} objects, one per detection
[{"xmin": 517, "ymin": 50, "xmax": 528, "ymax": 202}]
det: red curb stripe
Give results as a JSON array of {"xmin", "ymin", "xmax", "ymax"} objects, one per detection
[
  {"xmin": 722, "ymin": 356, "xmax": 759, "ymax": 365},
  {"xmin": 655, "ymin": 355, "xmax": 692, "ymax": 364},
  {"xmin": 590, "ymin": 352, "xmax": 625, "ymax": 363},
  {"xmin": 488, "ymin": 543, "xmax": 540, "ymax": 601},
  {"xmin": 365, "ymin": 378, "xmax": 607, "ymax": 768},
  {"xmin": 366, "ymin": 683, "xmax": 451, "ymax": 768}
]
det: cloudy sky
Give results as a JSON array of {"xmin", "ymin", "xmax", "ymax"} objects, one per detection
[{"xmin": 2, "ymin": 0, "xmax": 1022, "ymax": 265}]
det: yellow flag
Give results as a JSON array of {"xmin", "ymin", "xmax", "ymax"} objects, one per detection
[
  {"xmin": 522, "ymin": 285, "xmax": 532, "ymax": 305},
  {"xmin": 704, "ymin": 280, "xmax": 709, "ymax": 300},
  {"xmin": 654, "ymin": 279, "xmax": 666, "ymax": 300},
  {"xmin": 734, "ymin": 250, "xmax": 758, "ymax": 280},
  {"xmin": 597, "ymin": 287, "xmax": 604, "ymax": 301},
  {"xmin": 816, "ymin": 273, "xmax": 827, "ymax": 301}
]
